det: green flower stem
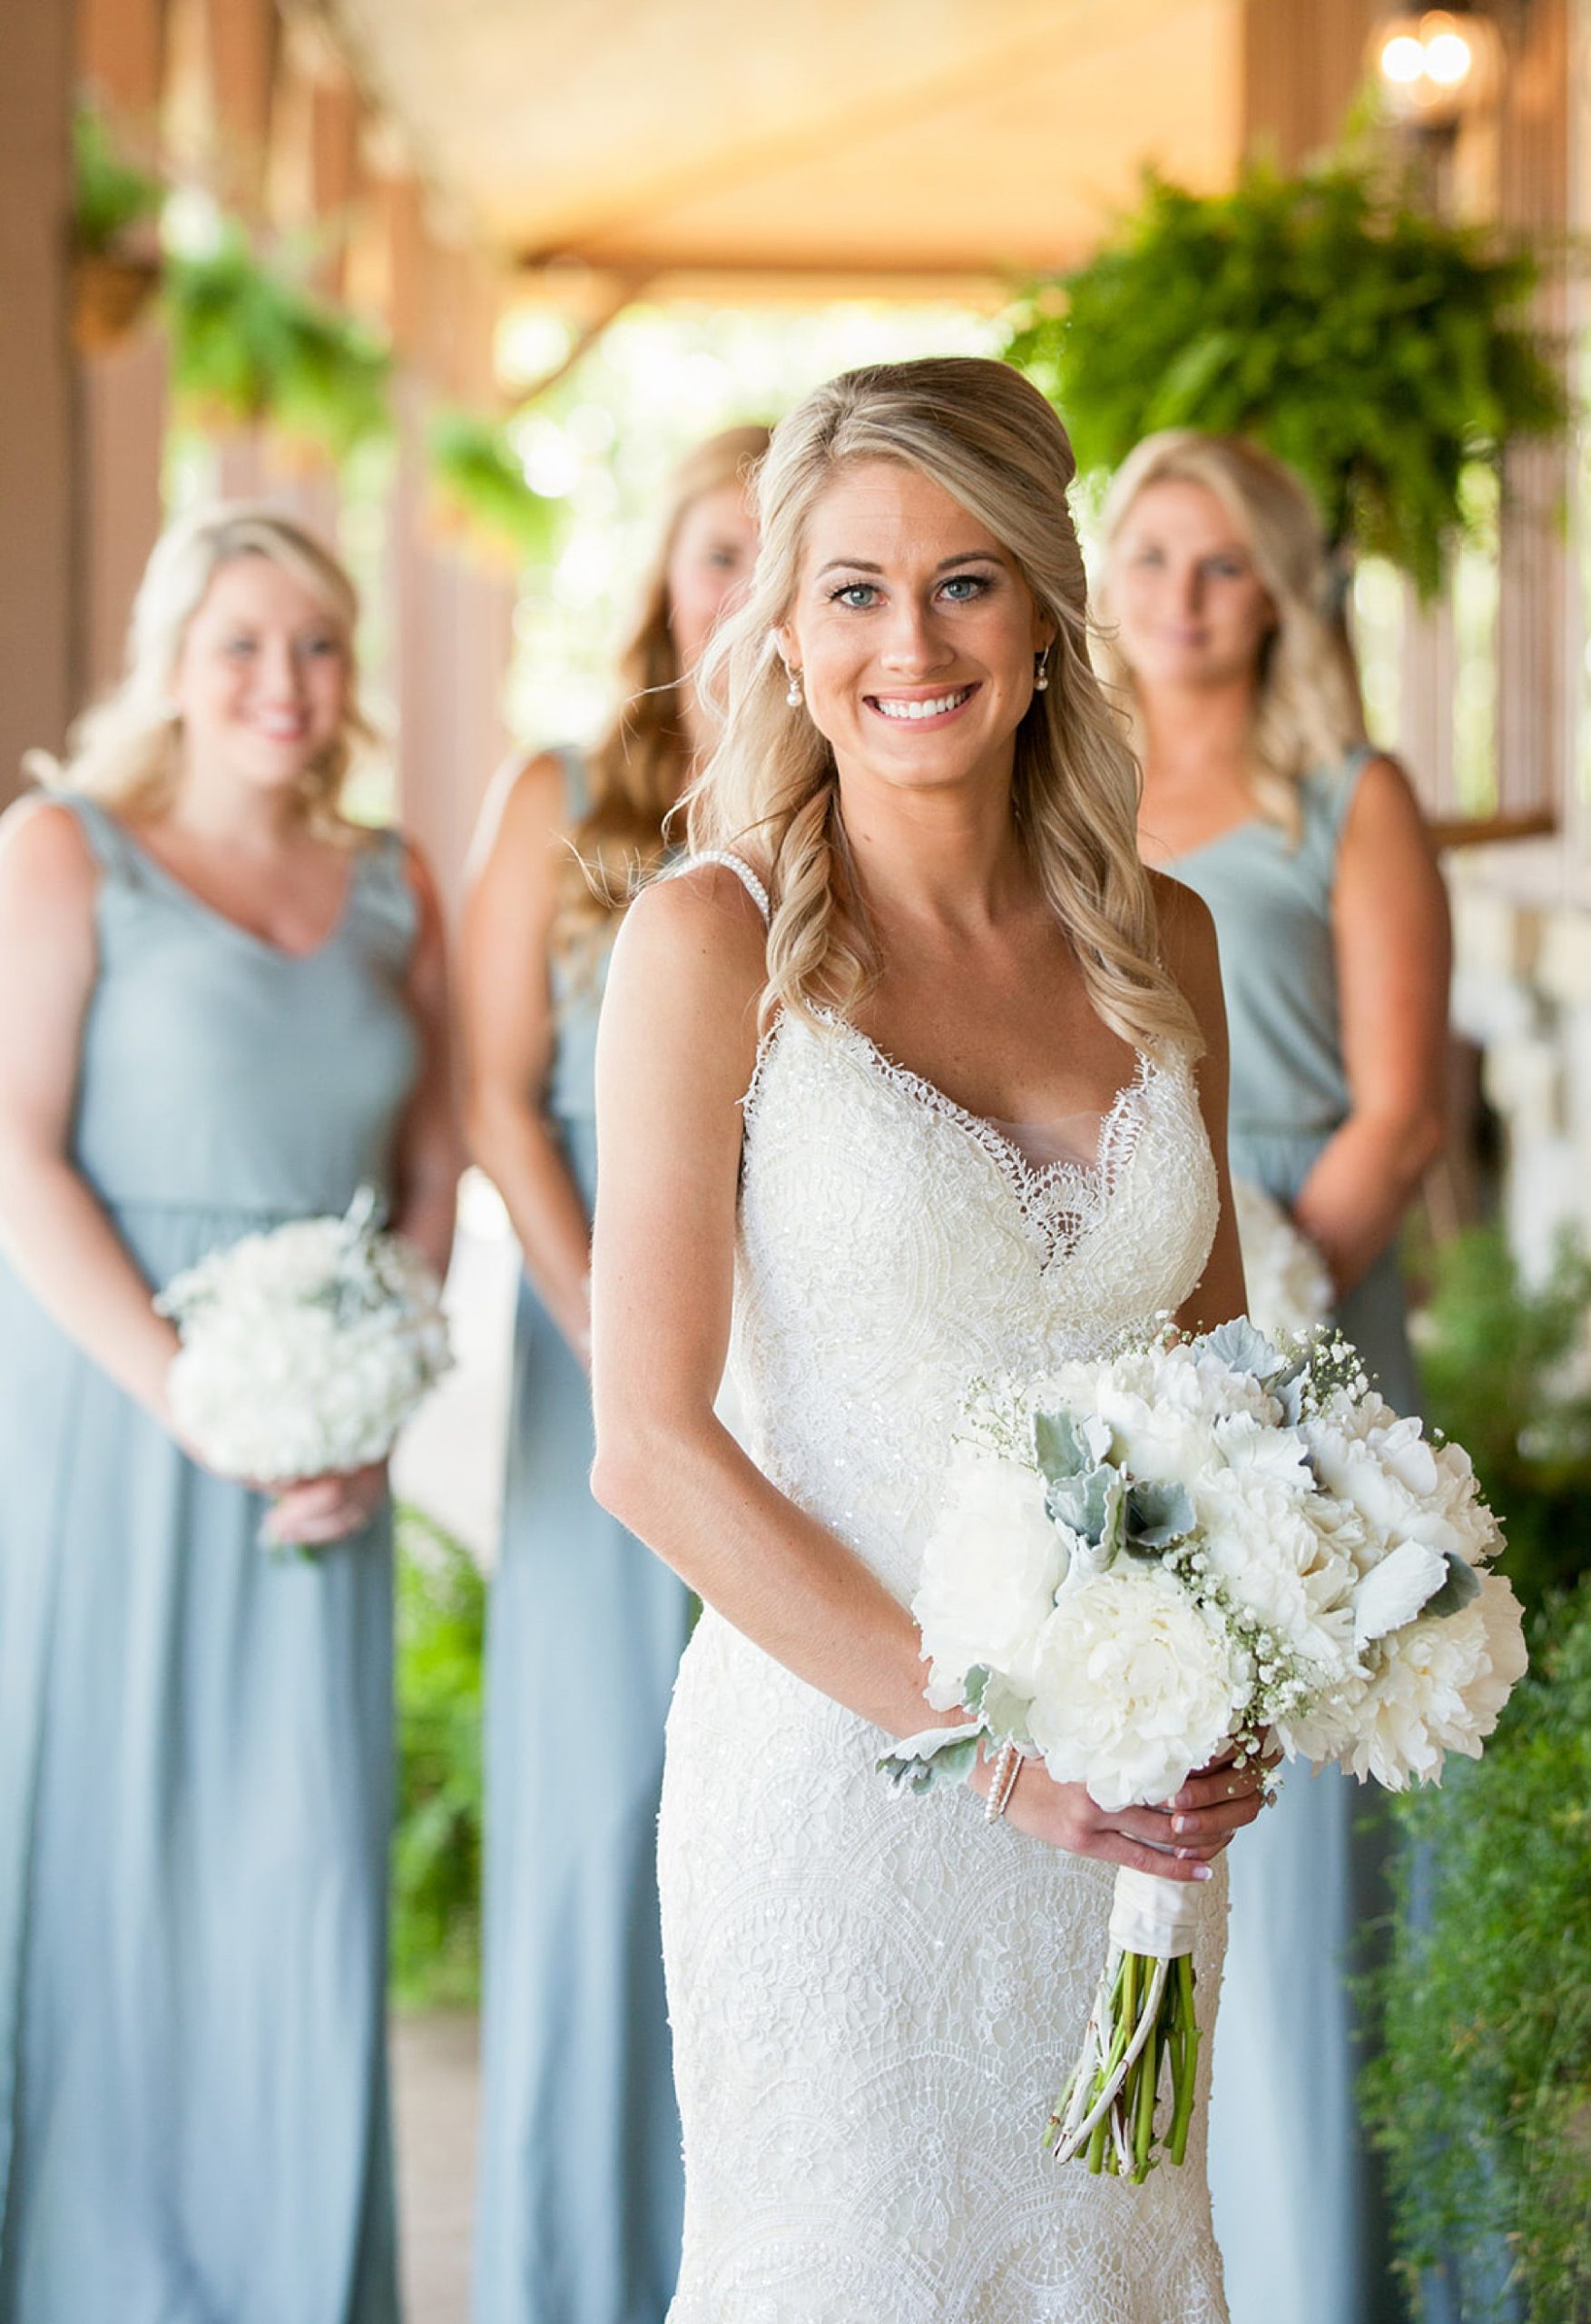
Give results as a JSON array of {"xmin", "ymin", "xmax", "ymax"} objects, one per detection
[{"xmin": 1049, "ymin": 1947, "xmax": 1195, "ymax": 2182}]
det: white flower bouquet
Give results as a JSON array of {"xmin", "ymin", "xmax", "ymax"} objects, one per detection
[
  {"xmin": 156, "ymin": 1187, "xmax": 453, "ymax": 1494},
  {"xmin": 1232, "ymin": 1177, "xmax": 1333, "ymax": 1340},
  {"xmin": 881, "ymin": 1319, "xmax": 1527, "ymax": 2183}
]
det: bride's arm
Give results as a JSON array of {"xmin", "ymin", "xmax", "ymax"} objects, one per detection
[
  {"xmin": 1154, "ymin": 875, "xmax": 1248, "ymax": 1335},
  {"xmin": 590, "ymin": 865, "xmax": 1259, "ymax": 1876},
  {"xmin": 590, "ymin": 864, "xmax": 937, "ymax": 1742}
]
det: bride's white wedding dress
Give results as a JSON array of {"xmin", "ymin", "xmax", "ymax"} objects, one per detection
[{"xmin": 658, "ymin": 856, "xmax": 1230, "ymax": 2323}]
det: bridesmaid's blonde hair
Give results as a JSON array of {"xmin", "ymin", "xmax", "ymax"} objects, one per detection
[
  {"xmin": 1097, "ymin": 431, "xmax": 1365, "ymax": 842},
  {"xmin": 688, "ymin": 357, "xmax": 1200, "ymax": 1053},
  {"xmin": 31, "ymin": 501, "xmax": 374, "ymax": 837},
  {"xmin": 554, "ymin": 423, "xmax": 771, "ymax": 963}
]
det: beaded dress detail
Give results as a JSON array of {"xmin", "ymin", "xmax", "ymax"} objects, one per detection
[{"xmin": 657, "ymin": 857, "xmax": 1231, "ymax": 2322}]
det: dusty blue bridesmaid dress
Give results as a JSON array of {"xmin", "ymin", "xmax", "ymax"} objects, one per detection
[
  {"xmin": 0, "ymin": 794, "xmax": 418, "ymax": 2324},
  {"xmin": 1170, "ymin": 750, "xmax": 1409, "ymax": 2324},
  {"xmin": 474, "ymin": 754, "xmax": 689, "ymax": 2324}
]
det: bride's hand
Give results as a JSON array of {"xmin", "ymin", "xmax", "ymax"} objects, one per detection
[{"xmin": 975, "ymin": 1745, "xmax": 1271, "ymax": 1880}]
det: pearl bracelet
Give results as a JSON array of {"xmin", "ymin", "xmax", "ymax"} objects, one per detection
[{"xmin": 983, "ymin": 1738, "xmax": 1023, "ymax": 1824}]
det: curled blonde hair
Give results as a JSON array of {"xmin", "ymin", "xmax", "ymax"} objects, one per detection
[
  {"xmin": 1098, "ymin": 431, "xmax": 1365, "ymax": 842},
  {"xmin": 555, "ymin": 423, "xmax": 771, "ymax": 962},
  {"xmin": 32, "ymin": 501, "xmax": 374, "ymax": 836},
  {"xmin": 687, "ymin": 357, "xmax": 1199, "ymax": 1054}
]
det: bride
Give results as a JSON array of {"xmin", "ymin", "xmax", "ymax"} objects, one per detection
[{"xmin": 591, "ymin": 357, "xmax": 1265, "ymax": 2322}]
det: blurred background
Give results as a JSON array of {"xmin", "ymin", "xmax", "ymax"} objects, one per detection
[{"xmin": 3, "ymin": 3, "xmax": 1588, "ymax": 2318}]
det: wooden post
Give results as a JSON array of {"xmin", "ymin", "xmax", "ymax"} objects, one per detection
[
  {"xmin": 1240, "ymin": 0, "xmax": 1378, "ymax": 165},
  {"xmin": 377, "ymin": 174, "xmax": 516, "ymax": 911},
  {"xmin": 0, "ymin": 0, "xmax": 76, "ymax": 805},
  {"xmin": 1492, "ymin": 0, "xmax": 1573, "ymax": 839},
  {"xmin": 75, "ymin": 0, "xmax": 171, "ymax": 702}
]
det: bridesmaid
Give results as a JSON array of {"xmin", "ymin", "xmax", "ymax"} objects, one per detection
[
  {"xmin": 1099, "ymin": 429, "xmax": 1451, "ymax": 2324},
  {"xmin": 0, "ymin": 505, "xmax": 457, "ymax": 2324},
  {"xmin": 463, "ymin": 424, "xmax": 767, "ymax": 2324}
]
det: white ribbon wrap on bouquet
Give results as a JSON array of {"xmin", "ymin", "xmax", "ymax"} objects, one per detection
[{"xmin": 1108, "ymin": 1866, "xmax": 1205, "ymax": 1959}]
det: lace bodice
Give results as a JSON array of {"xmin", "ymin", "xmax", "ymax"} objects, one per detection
[
  {"xmin": 732, "ymin": 1008, "xmax": 1218, "ymax": 1600},
  {"xmin": 658, "ymin": 857, "xmax": 1230, "ymax": 2323}
]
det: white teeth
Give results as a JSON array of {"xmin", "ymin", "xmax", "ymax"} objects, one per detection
[{"xmin": 874, "ymin": 687, "xmax": 972, "ymax": 721}]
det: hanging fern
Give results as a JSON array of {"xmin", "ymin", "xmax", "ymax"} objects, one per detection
[
  {"xmin": 164, "ymin": 229, "xmax": 392, "ymax": 461},
  {"xmin": 1001, "ymin": 161, "xmax": 1572, "ymax": 598},
  {"xmin": 74, "ymin": 102, "xmax": 164, "ymax": 255},
  {"xmin": 426, "ymin": 408, "xmax": 560, "ymax": 565}
]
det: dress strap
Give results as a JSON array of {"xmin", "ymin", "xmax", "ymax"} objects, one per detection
[
  {"xmin": 555, "ymin": 744, "xmax": 590, "ymax": 824},
  {"xmin": 47, "ymin": 791, "xmax": 139, "ymax": 880},
  {"xmin": 685, "ymin": 850, "xmax": 771, "ymax": 925}
]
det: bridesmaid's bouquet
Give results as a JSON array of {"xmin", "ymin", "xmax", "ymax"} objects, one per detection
[
  {"xmin": 880, "ymin": 1320, "xmax": 1527, "ymax": 2183},
  {"xmin": 156, "ymin": 1187, "xmax": 452, "ymax": 1490}
]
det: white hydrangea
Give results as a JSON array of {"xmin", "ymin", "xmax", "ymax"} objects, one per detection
[
  {"xmin": 1233, "ymin": 1178, "xmax": 1333, "ymax": 1341},
  {"xmin": 1025, "ymin": 1569, "xmax": 1249, "ymax": 1812},
  {"xmin": 915, "ymin": 1445, "xmax": 1067, "ymax": 1710},
  {"xmin": 1276, "ymin": 1571, "xmax": 1527, "ymax": 1787},
  {"xmin": 159, "ymin": 1196, "xmax": 452, "ymax": 1488}
]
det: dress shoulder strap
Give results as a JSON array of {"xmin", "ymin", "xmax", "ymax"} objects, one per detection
[
  {"xmin": 683, "ymin": 850, "xmax": 771, "ymax": 925},
  {"xmin": 46, "ymin": 791, "xmax": 139, "ymax": 879},
  {"xmin": 555, "ymin": 744, "xmax": 590, "ymax": 824},
  {"xmin": 347, "ymin": 823, "xmax": 420, "ymax": 963},
  {"xmin": 1299, "ymin": 743, "xmax": 1378, "ymax": 877}
]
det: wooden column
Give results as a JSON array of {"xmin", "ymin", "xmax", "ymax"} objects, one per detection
[
  {"xmin": 0, "ymin": 0, "xmax": 75, "ymax": 806},
  {"xmin": 379, "ymin": 176, "xmax": 515, "ymax": 914},
  {"xmin": 1493, "ymin": 0, "xmax": 1573, "ymax": 834},
  {"xmin": 1240, "ymin": 0, "xmax": 1378, "ymax": 163},
  {"xmin": 76, "ymin": 0, "xmax": 170, "ymax": 702},
  {"xmin": 78, "ymin": 332, "xmax": 169, "ymax": 698},
  {"xmin": 202, "ymin": 0, "xmax": 278, "ymax": 209}
]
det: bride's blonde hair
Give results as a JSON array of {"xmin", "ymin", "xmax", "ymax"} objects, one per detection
[
  {"xmin": 687, "ymin": 357, "xmax": 1200, "ymax": 1053},
  {"xmin": 1097, "ymin": 431, "xmax": 1364, "ymax": 842},
  {"xmin": 30, "ymin": 501, "xmax": 375, "ymax": 836}
]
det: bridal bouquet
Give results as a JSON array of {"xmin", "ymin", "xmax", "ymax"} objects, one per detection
[
  {"xmin": 1232, "ymin": 1177, "xmax": 1332, "ymax": 1340},
  {"xmin": 880, "ymin": 1320, "xmax": 1527, "ymax": 2182},
  {"xmin": 157, "ymin": 1186, "xmax": 452, "ymax": 1492}
]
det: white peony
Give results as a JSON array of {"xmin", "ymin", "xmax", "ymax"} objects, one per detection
[
  {"xmin": 1301, "ymin": 1391, "xmax": 1504, "ymax": 1575},
  {"xmin": 914, "ymin": 1444, "xmax": 1067, "ymax": 1710},
  {"xmin": 1278, "ymin": 1570, "xmax": 1527, "ymax": 1787},
  {"xmin": 1025, "ymin": 1568, "xmax": 1248, "ymax": 1811},
  {"xmin": 1232, "ymin": 1177, "xmax": 1333, "ymax": 1340},
  {"xmin": 1191, "ymin": 1462, "xmax": 1360, "ymax": 1678}
]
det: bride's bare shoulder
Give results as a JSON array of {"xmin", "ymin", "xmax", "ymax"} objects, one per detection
[{"xmin": 604, "ymin": 859, "xmax": 768, "ymax": 1072}]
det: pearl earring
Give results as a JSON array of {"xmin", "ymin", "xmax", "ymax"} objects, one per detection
[
  {"xmin": 1034, "ymin": 648, "xmax": 1051, "ymax": 694},
  {"xmin": 785, "ymin": 665, "xmax": 803, "ymax": 708}
]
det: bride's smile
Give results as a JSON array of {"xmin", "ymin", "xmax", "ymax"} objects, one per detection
[{"xmin": 776, "ymin": 457, "xmax": 1053, "ymax": 798}]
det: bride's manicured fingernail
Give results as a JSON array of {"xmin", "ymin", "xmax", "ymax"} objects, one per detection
[
  {"xmin": 1173, "ymin": 1816, "xmax": 1192, "ymax": 1834},
  {"xmin": 1193, "ymin": 1864, "xmax": 1213, "ymax": 1881}
]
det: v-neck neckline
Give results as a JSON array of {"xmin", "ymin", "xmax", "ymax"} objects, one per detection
[
  {"xmin": 111, "ymin": 814, "xmax": 361, "ymax": 965},
  {"xmin": 826, "ymin": 1012, "xmax": 1153, "ymax": 1194}
]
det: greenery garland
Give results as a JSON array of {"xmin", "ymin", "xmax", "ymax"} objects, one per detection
[{"xmin": 1000, "ymin": 161, "xmax": 1572, "ymax": 597}]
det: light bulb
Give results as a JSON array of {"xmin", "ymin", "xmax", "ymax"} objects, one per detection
[
  {"xmin": 1380, "ymin": 32, "xmax": 1427, "ymax": 83},
  {"xmin": 1424, "ymin": 28, "xmax": 1474, "ymax": 84}
]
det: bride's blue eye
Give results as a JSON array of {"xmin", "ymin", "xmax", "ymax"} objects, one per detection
[
  {"xmin": 939, "ymin": 574, "xmax": 992, "ymax": 602},
  {"xmin": 829, "ymin": 582, "xmax": 879, "ymax": 609}
]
